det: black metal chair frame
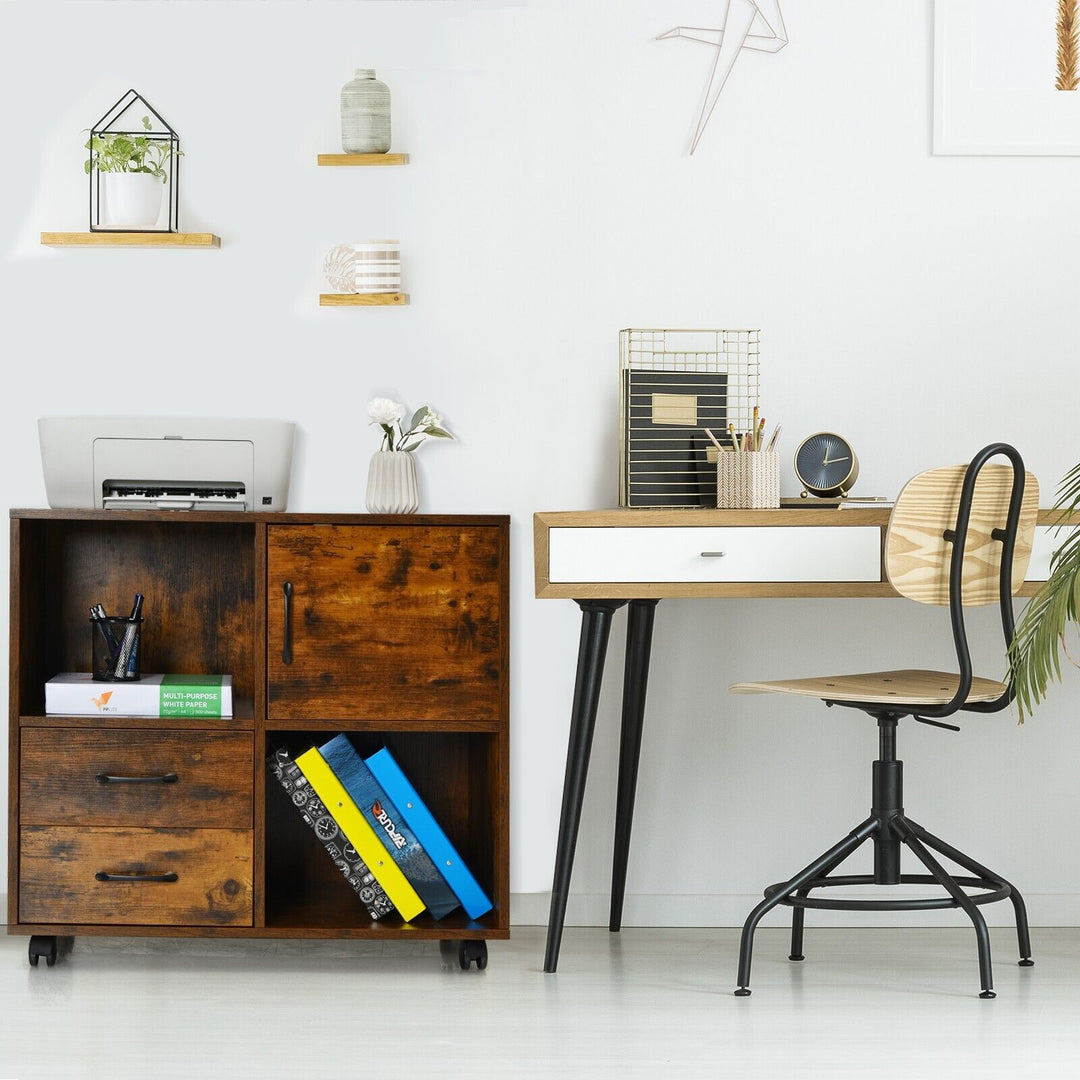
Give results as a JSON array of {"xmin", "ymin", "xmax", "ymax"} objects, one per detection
[{"xmin": 735, "ymin": 443, "xmax": 1035, "ymax": 999}]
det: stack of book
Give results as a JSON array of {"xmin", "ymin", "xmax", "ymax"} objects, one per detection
[{"xmin": 267, "ymin": 735, "xmax": 493, "ymax": 924}]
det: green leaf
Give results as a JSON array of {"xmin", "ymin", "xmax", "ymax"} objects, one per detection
[
  {"xmin": 426, "ymin": 427, "xmax": 453, "ymax": 439},
  {"xmin": 409, "ymin": 407, "xmax": 430, "ymax": 430},
  {"xmin": 1007, "ymin": 467, "xmax": 1080, "ymax": 720}
]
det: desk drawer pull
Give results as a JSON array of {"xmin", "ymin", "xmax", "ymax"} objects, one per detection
[
  {"xmin": 700, "ymin": 551, "xmax": 727, "ymax": 558},
  {"xmin": 95, "ymin": 871, "xmax": 179, "ymax": 884},
  {"xmin": 95, "ymin": 772, "xmax": 178, "ymax": 785}
]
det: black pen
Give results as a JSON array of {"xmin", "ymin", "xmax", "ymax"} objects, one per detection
[{"xmin": 90, "ymin": 604, "xmax": 121, "ymax": 654}]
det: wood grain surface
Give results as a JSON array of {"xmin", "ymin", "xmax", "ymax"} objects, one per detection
[
  {"xmin": 886, "ymin": 465, "xmax": 1039, "ymax": 606},
  {"xmin": 730, "ymin": 668, "xmax": 1008, "ymax": 705},
  {"xmin": 267, "ymin": 524, "xmax": 505, "ymax": 721},
  {"xmin": 20, "ymin": 729, "xmax": 252, "ymax": 828},
  {"xmin": 19, "ymin": 826, "xmax": 253, "ymax": 926}
]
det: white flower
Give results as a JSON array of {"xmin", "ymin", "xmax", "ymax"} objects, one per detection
[{"xmin": 368, "ymin": 398, "xmax": 407, "ymax": 426}]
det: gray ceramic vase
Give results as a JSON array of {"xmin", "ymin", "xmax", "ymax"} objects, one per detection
[{"xmin": 341, "ymin": 68, "xmax": 391, "ymax": 154}]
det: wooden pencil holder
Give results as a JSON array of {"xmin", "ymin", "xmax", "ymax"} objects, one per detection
[{"xmin": 716, "ymin": 451, "xmax": 780, "ymax": 509}]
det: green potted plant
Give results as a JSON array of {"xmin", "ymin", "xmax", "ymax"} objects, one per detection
[
  {"xmin": 1009, "ymin": 462, "xmax": 1080, "ymax": 719},
  {"xmin": 84, "ymin": 115, "xmax": 180, "ymax": 229}
]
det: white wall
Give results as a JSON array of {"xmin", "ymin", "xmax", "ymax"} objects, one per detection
[{"xmin": 3, "ymin": 0, "xmax": 1080, "ymax": 927}]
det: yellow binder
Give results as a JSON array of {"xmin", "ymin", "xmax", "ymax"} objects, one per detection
[{"xmin": 295, "ymin": 747, "xmax": 425, "ymax": 921}]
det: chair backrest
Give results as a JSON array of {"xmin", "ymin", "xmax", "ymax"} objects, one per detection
[{"xmin": 886, "ymin": 462, "xmax": 1039, "ymax": 607}]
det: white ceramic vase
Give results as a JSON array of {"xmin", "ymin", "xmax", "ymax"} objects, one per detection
[
  {"xmin": 341, "ymin": 68, "xmax": 391, "ymax": 154},
  {"xmin": 366, "ymin": 451, "xmax": 419, "ymax": 513},
  {"xmin": 101, "ymin": 172, "xmax": 165, "ymax": 229}
]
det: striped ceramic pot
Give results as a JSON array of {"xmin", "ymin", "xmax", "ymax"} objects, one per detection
[
  {"xmin": 341, "ymin": 69, "xmax": 391, "ymax": 154},
  {"xmin": 365, "ymin": 451, "xmax": 419, "ymax": 513}
]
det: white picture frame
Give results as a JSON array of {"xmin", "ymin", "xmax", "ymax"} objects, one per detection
[{"xmin": 934, "ymin": 0, "xmax": 1080, "ymax": 156}]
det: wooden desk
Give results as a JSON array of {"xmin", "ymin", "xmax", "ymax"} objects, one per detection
[{"xmin": 533, "ymin": 507, "xmax": 1067, "ymax": 972}]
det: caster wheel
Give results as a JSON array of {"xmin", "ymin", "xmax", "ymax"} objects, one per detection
[
  {"xmin": 28, "ymin": 935, "xmax": 59, "ymax": 968},
  {"xmin": 458, "ymin": 940, "xmax": 488, "ymax": 970}
]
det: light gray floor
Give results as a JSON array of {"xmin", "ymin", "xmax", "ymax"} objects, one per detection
[{"xmin": 1, "ymin": 925, "xmax": 1077, "ymax": 1079}]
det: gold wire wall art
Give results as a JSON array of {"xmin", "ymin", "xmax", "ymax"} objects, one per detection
[{"xmin": 619, "ymin": 328, "xmax": 761, "ymax": 508}]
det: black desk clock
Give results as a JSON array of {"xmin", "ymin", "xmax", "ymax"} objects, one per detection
[{"xmin": 794, "ymin": 432, "xmax": 859, "ymax": 498}]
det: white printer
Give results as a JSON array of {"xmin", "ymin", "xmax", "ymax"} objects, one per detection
[{"xmin": 39, "ymin": 417, "xmax": 295, "ymax": 511}]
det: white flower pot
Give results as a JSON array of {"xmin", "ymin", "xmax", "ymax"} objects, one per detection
[
  {"xmin": 101, "ymin": 172, "xmax": 165, "ymax": 230},
  {"xmin": 366, "ymin": 451, "xmax": 419, "ymax": 514}
]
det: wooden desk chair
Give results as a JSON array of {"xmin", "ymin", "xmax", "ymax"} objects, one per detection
[{"xmin": 729, "ymin": 443, "xmax": 1040, "ymax": 998}]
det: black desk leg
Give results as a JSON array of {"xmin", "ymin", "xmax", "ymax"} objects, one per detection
[
  {"xmin": 543, "ymin": 599, "xmax": 626, "ymax": 973},
  {"xmin": 609, "ymin": 598, "xmax": 659, "ymax": 933}
]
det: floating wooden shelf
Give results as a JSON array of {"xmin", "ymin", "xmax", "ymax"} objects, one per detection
[
  {"xmin": 317, "ymin": 153, "xmax": 408, "ymax": 166},
  {"xmin": 41, "ymin": 232, "xmax": 221, "ymax": 248},
  {"xmin": 319, "ymin": 292, "xmax": 408, "ymax": 307}
]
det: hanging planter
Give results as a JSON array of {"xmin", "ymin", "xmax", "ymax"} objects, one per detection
[{"xmin": 85, "ymin": 89, "xmax": 181, "ymax": 233}]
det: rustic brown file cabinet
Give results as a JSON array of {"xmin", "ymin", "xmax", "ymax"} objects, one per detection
[{"xmin": 8, "ymin": 510, "xmax": 509, "ymax": 969}]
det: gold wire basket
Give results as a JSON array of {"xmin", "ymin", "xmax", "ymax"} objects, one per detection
[{"xmin": 619, "ymin": 328, "xmax": 761, "ymax": 507}]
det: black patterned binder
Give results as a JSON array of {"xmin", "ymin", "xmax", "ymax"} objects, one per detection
[{"xmin": 268, "ymin": 747, "xmax": 394, "ymax": 920}]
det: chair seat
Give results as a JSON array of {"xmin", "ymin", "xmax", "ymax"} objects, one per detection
[{"xmin": 728, "ymin": 668, "xmax": 1008, "ymax": 706}]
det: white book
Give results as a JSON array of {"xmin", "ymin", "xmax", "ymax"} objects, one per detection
[{"xmin": 45, "ymin": 673, "xmax": 233, "ymax": 718}]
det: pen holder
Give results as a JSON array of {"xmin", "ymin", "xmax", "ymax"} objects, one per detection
[
  {"xmin": 91, "ymin": 617, "xmax": 143, "ymax": 682},
  {"xmin": 716, "ymin": 451, "xmax": 780, "ymax": 510}
]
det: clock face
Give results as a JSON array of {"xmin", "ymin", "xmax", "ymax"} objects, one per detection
[{"xmin": 795, "ymin": 432, "xmax": 858, "ymax": 497}]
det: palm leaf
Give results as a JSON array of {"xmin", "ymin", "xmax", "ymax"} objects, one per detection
[{"xmin": 1009, "ymin": 461, "xmax": 1080, "ymax": 719}]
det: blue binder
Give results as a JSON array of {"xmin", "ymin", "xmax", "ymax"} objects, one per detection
[
  {"xmin": 366, "ymin": 745, "xmax": 493, "ymax": 920},
  {"xmin": 319, "ymin": 734, "xmax": 460, "ymax": 920}
]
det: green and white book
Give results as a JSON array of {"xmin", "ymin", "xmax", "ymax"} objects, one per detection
[{"xmin": 45, "ymin": 673, "xmax": 233, "ymax": 718}]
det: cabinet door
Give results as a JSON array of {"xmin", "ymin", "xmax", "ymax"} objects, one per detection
[{"xmin": 267, "ymin": 525, "xmax": 505, "ymax": 721}]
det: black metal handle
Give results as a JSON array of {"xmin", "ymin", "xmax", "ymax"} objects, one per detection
[
  {"xmin": 95, "ymin": 772, "xmax": 178, "ymax": 785},
  {"xmin": 94, "ymin": 871, "xmax": 179, "ymax": 883},
  {"xmin": 282, "ymin": 581, "xmax": 293, "ymax": 665}
]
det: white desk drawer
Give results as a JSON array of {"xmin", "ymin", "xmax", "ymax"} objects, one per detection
[{"xmin": 547, "ymin": 526, "xmax": 882, "ymax": 583}]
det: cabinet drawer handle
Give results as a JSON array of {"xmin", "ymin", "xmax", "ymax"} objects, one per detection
[
  {"xmin": 700, "ymin": 551, "xmax": 727, "ymax": 558},
  {"xmin": 95, "ymin": 772, "xmax": 178, "ymax": 785},
  {"xmin": 282, "ymin": 581, "xmax": 293, "ymax": 665},
  {"xmin": 94, "ymin": 871, "xmax": 179, "ymax": 884}
]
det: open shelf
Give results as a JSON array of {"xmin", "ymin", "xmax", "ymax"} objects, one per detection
[
  {"xmin": 319, "ymin": 292, "xmax": 408, "ymax": 307},
  {"xmin": 265, "ymin": 729, "xmax": 502, "ymax": 936},
  {"xmin": 317, "ymin": 153, "xmax": 408, "ymax": 166},
  {"xmin": 21, "ymin": 696, "xmax": 256, "ymax": 730},
  {"xmin": 41, "ymin": 232, "xmax": 221, "ymax": 248}
]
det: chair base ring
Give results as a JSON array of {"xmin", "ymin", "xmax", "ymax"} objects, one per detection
[{"xmin": 764, "ymin": 873, "xmax": 1011, "ymax": 912}]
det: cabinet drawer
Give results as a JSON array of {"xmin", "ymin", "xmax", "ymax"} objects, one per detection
[
  {"xmin": 547, "ymin": 526, "xmax": 883, "ymax": 583},
  {"xmin": 19, "ymin": 826, "xmax": 253, "ymax": 926},
  {"xmin": 20, "ymin": 729, "xmax": 252, "ymax": 828},
  {"xmin": 267, "ymin": 524, "xmax": 506, "ymax": 721}
]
